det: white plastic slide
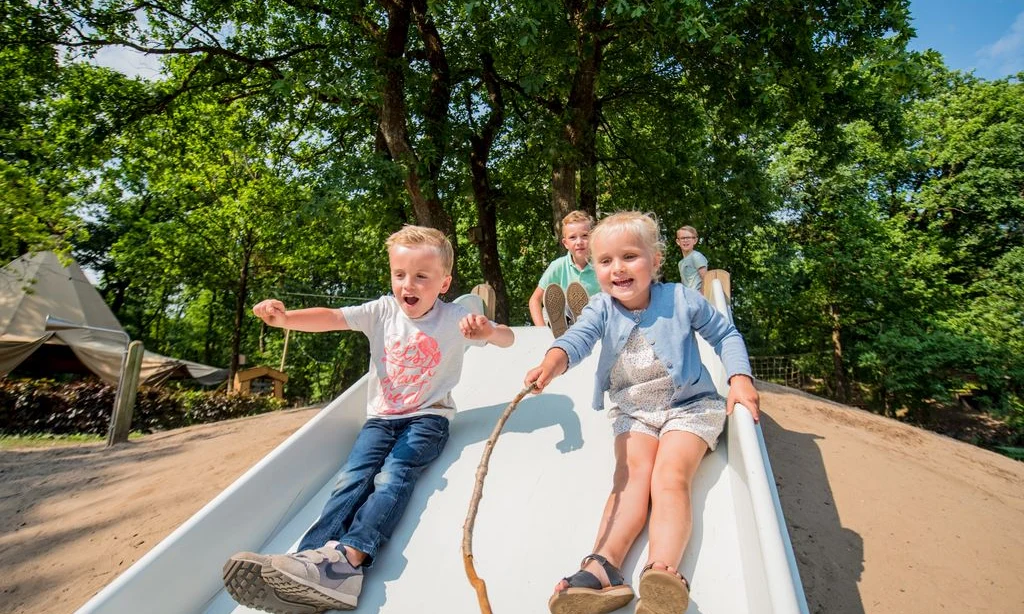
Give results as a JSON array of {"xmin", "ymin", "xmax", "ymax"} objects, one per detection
[{"xmin": 76, "ymin": 282, "xmax": 808, "ymax": 613}]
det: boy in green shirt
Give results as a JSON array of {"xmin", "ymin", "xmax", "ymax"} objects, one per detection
[{"xmin": 529, "ymin": 210, "xmax": 601, "ymax": 337}]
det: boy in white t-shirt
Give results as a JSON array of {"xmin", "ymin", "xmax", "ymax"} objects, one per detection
[{"xmin": 223, "ymin": 226, "xmax": 514, "ymax": 614}]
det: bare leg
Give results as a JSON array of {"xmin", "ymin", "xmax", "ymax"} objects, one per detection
[
  {"xmin": 554, "ymin": 432, "xmax": 658, "ymax": 592},
  {"xmin": 342, "ymin": 545, "xmax": 367, "ymax": 567},
  {"xmin": 647, "ymin": 430, "xmax": 708, "ymax": 574}
]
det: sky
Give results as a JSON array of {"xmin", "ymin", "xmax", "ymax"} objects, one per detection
[
  {"xmin": 908, "ymin": 0, "xmax": 1024, "ymax": 79},
  {"xmin": 93, "ymin": 2, "xmax": 1024, "ymax": 82}
]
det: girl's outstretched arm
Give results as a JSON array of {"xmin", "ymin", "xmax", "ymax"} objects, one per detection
[{"xmin": 524, "ymin": 348, "xmax": 569, "ymax": 393}]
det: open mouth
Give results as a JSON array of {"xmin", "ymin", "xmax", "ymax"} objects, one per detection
[
  {"xmin": 612, "ymin": 279, "xmax": 633, "ymax": 288},
  {"xmin": 403, "ymin": 296, "xmax": 420, "ymax": 306}
]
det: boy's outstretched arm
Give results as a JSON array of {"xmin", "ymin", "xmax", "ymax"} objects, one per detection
[
  {"xmin": 459, "ymin": 314, "xmax": 515, "ymax": 348},
  {"xmin": 726, "ymin": 374, "xmax": 760, "ymax": 422},
  {"xmin": 252, "ymin": 299, "xmax": 350, "ymax": 332},
  {"xmin": 524, "ymin": 347, "xmax": 569, "ymax": 393}
]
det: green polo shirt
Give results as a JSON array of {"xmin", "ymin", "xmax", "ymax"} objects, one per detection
[{"xmin": 538, "ymin": 253, "xmax": 601, "ymax": 295}]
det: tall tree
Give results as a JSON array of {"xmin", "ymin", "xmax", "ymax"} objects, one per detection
[{"xmin": 494, "ymin": 0, "xmax": 916, "ymax": 231}]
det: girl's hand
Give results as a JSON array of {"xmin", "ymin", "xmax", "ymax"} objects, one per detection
[
  {"xmin": 459, "ymin": 314, "xmax": 494, "ymax": 340},
  {"xmin": 252, "ymin": 299, "xmax": 288, "ymax": 327},
  {"xmin": 524, "ymin": 348, "xmax": 569, "ymax": 393},
  {"xmin": 726, "ymin": 374, "xmax": 760, "ymax": 422}
]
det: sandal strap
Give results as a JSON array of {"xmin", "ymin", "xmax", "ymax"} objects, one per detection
[
  {"xmin": 578, "ymin": 553, "xmax": 626, "ymax": 587},
  {"xmin": 641, "ymin": 562, "xmax": 690, "ymax": 590},
  {"xmin": 562, "ymin": 569, "xmax": 603, "ymax": 590}
]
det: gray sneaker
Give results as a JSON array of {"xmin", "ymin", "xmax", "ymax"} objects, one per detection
[
  {"xmin": 223, "ymin": 551, "xmax": 318, "ymax": 614},
  {"xmin": 261, "ymin": 541, "xmax": 362, "ymax": 611}
]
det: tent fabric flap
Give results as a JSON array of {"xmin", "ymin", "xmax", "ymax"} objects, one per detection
[
  {"xmin": 0, "ymin": 335, "xmax": 51, "ymax": 376},
  {"xmin": 1, "ymin": 251, "xmax": 227, "ymax": 386}
]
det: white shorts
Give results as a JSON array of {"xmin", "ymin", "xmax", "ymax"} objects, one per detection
[{"xmin": 608, "ymin": 396, "xmax": 727, "ymax": 450}]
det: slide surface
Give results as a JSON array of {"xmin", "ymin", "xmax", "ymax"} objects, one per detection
[{"xmin": 76, "ymin": 282, "xmax": 808, "ymax": 614}]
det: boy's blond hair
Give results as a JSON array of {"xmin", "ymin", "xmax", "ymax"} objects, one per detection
[
  {"xmin": 591, "ymin": 211, "xmax": 665, "ymax": 277},
  {"xmin": 676, "ymin": 225, "xmax": 699, "ymax": 238},
  {"xmin": 386, "ymin": 225, "xmax": 454, "ymax": 274},
  {"xmin": 560, "ymin": 210, "xmax": 595, "ymax": 235}
]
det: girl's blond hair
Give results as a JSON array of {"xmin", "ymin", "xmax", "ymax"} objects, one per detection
[
  {"xmin": 590, "ymin": 211, "xmax": 665, "ymax": 278},
  {"xmin": 386, "ymin": 225, "xmax": 454, "ymax": 274}
]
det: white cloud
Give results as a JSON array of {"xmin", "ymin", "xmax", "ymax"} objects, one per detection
[
  {"xmin": 977, "ymin": 11, "xmax": 1024, "ymax": 78},
  {"xmin": 90, "ymin": 46, "xmax": 163, "ymax": 80}
]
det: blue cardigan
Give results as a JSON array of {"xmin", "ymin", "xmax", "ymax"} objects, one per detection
[{"xmin": 551, "ymin": 282, "xmax": 752, "ymax": 410}]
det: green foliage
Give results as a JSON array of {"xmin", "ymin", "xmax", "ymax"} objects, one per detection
[
  {"xmin": 856, "ymin": 324, "xmax": 1000, "ymax": 418},
  {"xmin": 4, "ymin": 1, "xmax": 1022, "ymax": 451}
]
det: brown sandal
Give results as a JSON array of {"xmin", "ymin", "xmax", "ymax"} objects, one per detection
[
  {"xmin": 635, "ymin": 562, "xmax": 690, "ymax": 614},
  {"xmin": 548, "ymin": 553, "xmax": 635, "ymax": 614}
]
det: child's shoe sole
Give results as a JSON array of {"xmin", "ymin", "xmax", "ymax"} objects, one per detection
[
  {"xmin": 635, "ymin": 568, "xmax": 689, "ymax": 614},
  {"xmin": 223, "ymin": 553, "xmax": 318, "ymax": 614},
  {"xmin": 547, "ymin": 585, "xmax": 635, "ymax": 614},
  {"xmin": 261, "ymin": 564, "xmax": 357, "ymax": 611},
  {"xmin": 566, "ymin": 282, "xmax": 589, "ymax": 320},
  {"xmin": 544, "ymin": 284, "xmax": 568, "ymax": 338}
]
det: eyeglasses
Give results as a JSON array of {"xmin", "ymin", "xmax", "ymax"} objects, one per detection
[{"xmin": 676, "ymin": 236, "xmax": 696, "ymax": 241}]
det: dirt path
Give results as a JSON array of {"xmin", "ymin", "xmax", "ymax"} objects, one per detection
[{"xmin": 1, "ymin": 386, "xmax": 1022, "ymax": 613}]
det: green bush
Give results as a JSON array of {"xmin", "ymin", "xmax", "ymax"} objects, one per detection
[
  {"xmin": 0, "ymin": 378, "xmax": 285, "ymax": 436},
  {"xmin": 856, "ymin": 323, "xmax": 1023, "ymax": 445}
]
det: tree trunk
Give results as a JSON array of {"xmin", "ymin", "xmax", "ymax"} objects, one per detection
[
  {"xmin": 829, "ymin": 303, "xmax": 848, "ymax": 402},
  {"xmin": 551, "ymin": 162, "xmax": 577, "ymax": 235},
  {"xmin": 229, "ymin": 249, "xmax": 251, "ymax": 387},
  {"xmin": 469, "ymin": 52, "xmax": 510, "ymax": 323},
  {"xmin": 204, "ymin": 289, "xmax": 217, "ymax": 364},
  {"xmin": 376, "ymin": 0, "xmax": 461, "ymax": 294},
  {"xmin": 549, "ymin": 1, "xmax": 605, "ymax": 229}
]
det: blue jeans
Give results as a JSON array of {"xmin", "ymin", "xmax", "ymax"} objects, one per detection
[{"xmin": 297, "ymin": 414, "xmax": 450, "ymax": 565}]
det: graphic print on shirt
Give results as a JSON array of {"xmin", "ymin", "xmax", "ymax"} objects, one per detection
[{"xmin": 378, "ymin": 331, "xmax": 442, "ymax": 414}]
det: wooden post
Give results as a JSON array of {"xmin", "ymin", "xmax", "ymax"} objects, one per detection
[{"xmin": 107, "ymin": 340, "xmax": 144, "ymax": 447}]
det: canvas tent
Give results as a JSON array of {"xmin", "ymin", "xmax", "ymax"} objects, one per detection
[{"xmin": 0, "ymin": 251, "xmax": 227, "ymax": 386}]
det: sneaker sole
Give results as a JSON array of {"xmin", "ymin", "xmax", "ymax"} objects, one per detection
[
  {"xmin": 223, "ymin": 556, "xmax": 319, "ymax": 614},
  {"xmin": 261, "ymin": 565, "xmax": 358, "ymax": 611},
  {"xmin": 565, "ymin": 282, "xmax": 589, "ymax": 320},
  {"xmin": 544, "ymin": 285, "xmax": 568, "ymax": 338}
]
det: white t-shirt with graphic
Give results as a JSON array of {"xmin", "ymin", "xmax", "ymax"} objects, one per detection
[{"xmin": 341, "ymin": 296, "xmax": 487, "ymax": 420}]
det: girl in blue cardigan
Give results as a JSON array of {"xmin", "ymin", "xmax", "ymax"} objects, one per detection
[{"xmin": 525, "ymin": 212, "xmax": 760, "ymax": 614}]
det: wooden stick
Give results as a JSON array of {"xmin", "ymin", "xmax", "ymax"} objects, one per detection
[
  {"xmin": 279, "ymin": 328, "xmax": 290, "ymax": 371},
  {"xmin": 462, "ymin": 385, "xmax": 534, "ymax": 613}
]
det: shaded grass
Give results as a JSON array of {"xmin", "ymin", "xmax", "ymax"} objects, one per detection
[{"xmin": 0, "ymin": 431, "xmax": 143, "ymax": 449}]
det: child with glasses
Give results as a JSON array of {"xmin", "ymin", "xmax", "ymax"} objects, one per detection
[{"xmin": 675, "ymin": 225, "xmax": 708, "ymax": 292}]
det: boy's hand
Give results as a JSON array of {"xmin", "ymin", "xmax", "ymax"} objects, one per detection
[
  {"xmin": 524, "ymin": 348, "xmax": 569, "ymax": 393},
  {"xmin": 459, "ymin": 314, "xmax": 494, "ymax": 340},
  {"xmin": 253, "ymin": 299, "xmax": 287, "ymax": 327},
  {"xmin": 726, "ymin": 374, "xmax": 760, "ymax": 422}
]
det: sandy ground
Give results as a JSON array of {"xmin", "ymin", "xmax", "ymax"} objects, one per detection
[{"xmin": 1, "ymin": 385, "xmax": 1022, "ymax": 614}]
